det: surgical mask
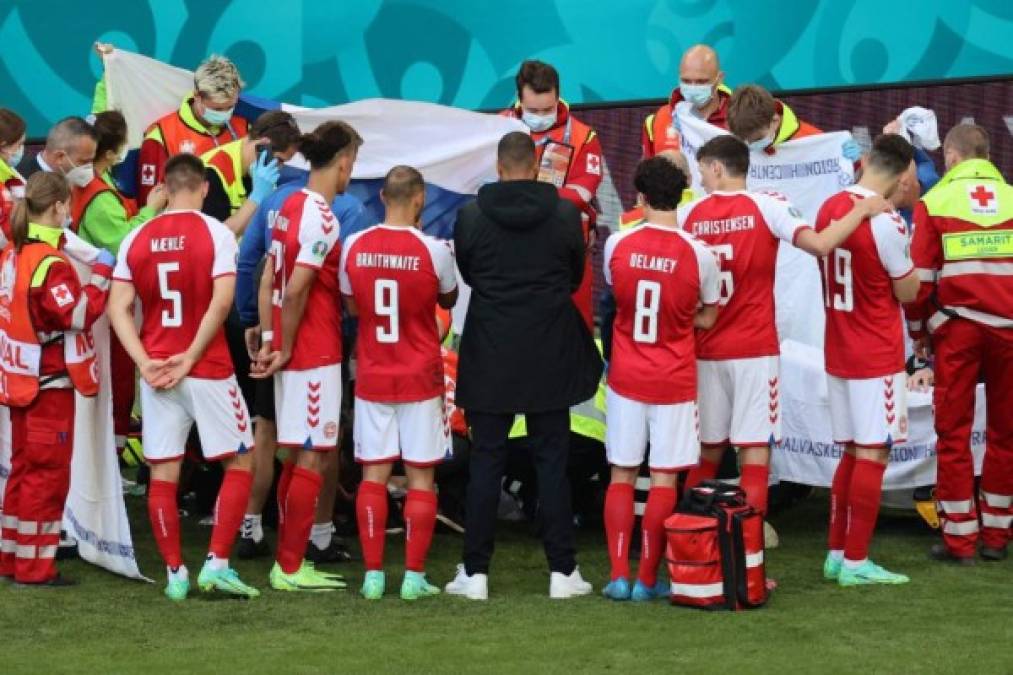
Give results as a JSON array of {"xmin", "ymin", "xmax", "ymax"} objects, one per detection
[
  {"xmin": 3, "ymin": 146, "xmax": 23, "ymax": 168},
  {"xmin": 64, "ymin": 160, "xmax": 94, "ymax": 188},
  {"xmin": 202, "ymin": 106, "xmax": 234, "ymax": 126},
  {"xmin": 746, "ymin": 131, "xmax": 775, "ymax": 153},
  {"xmin": 680, "ymin": 82, "xmax": 713, "ymax": 108},
  {"xmin": 522, "ymin": 110, "xmax": 556, "ymax": 133}
]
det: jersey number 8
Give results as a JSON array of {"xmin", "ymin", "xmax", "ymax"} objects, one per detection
[
  {"xmin": 633, "ymin": 279, "xmax": 661, "ymax": 344},
  {"xmin": 375, "ymin": 279, "xmax": 399, "ymax": 343}
]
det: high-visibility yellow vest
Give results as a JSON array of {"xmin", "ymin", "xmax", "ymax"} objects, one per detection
[{"xmin": 201, "ymin": 139, "xmax": 247, "ymax": 215}]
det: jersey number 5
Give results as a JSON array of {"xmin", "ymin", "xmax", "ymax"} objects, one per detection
[
  {"xmin": 633, "ymin": 279, "xmax": 661, "ymax": 343},
  {"xmin": 375, "ymin": 279, "xmax": 399, "ymax": 343},
  {"xmin": 822, "ymin": 249, "xmax": 853, "ymax": 312},
  {"xmin": 157, "ymin": 262, "xmax": 182, "ymax": 328}
]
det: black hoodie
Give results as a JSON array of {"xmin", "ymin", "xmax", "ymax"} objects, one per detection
[{"xmin": 453, "ymin": 179, "xmax": 603, "ymax": 413}]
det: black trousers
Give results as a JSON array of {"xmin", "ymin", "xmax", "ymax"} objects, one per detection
[{"xmin": 463, "ymin": 409, "xmax": 576, "ymax": 576}]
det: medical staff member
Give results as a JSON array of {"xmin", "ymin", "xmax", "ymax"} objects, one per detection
[
  {"xmin": 500, "ymin": 60, "xmax": 603, "ymax": 329},
  {"xmin": 0, "ymin": 108, "xmax": 27, "ymax": 241},
  {"xmin": 72, "ymin": 110, "xmax": 167, "ymax": 453},
  {"xmin": 136, "ymin": 54, "xmax": 249, "ymax": 204},
  {"xmin": 906, "ymin": 124, "xmax": 1013, "ymax": 565},
  {"xmin": 0, "ymin": 172, "xmax": 114, "ymax": 586},
  {"xmin": 642, "ymin": 44, "xmax": 733, "ymax": 158},
  {"xmin": 727, "ymin": 84, "xmax": 861, "ymax": 162}
]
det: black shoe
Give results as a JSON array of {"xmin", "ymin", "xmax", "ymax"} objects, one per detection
[
  {"xmin": 236, "ymin": 535, "xmax": 270, "ymax": 560},
  {"xmin": 979, "ymin": 545, "xmax": 1008, "ymax": 562},
  {"xmin": 929, "ymin": 543, "xmax": 976, "ymax": 566},
  {"xmin": 14, "ymin": 574, "xmax": 77, "ymax": 588},
  {"xmin": 56, "ymin": 536, "xmax": 79, "ymax": 561},
  {"xmin": 305, "ymin": 537, "xmax": 356, "ymax": 563}
]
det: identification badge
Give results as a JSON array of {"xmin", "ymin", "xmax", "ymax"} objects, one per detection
[
  {"xmin": 942, "ymin": 229, "xmax": 1013, "ymax": 260},
  {"xmin": 537, "ymin": 141, "xmax": 574, "ymax": 189}
]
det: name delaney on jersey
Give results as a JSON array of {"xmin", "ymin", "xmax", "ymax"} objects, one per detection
[
  {"xmin": 354, "ymin": 252, "xmax": 422, "ymax": 271},
  {"xmin": 627, "ymin": 252, "xmax": 679, "ymax": 274}
]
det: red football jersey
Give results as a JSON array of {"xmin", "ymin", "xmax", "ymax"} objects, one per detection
[
  {"xmin": 269, "ymin": 188, "xmax": 343, "ymax": 370},
  {"xmin": 340, "ymin": 225, "xmax": 457, "ymax": 402},
  {"xmin": 679, "ymin": 190, "xmax": 810, "ymax": 360},
  {"xmin": 816, "ymin": 186, "xmax": 914, "ymax": 378},
  {"xmin": 113, "ymin": 209, "xmax": 237, "ymax": 379},
  {"xmin": 604, "ymin": 223, "xmax": 721, "ymax": 404}
]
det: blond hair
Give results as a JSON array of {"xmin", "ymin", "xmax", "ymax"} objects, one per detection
[
  {"xmin": 194, "ymin": 54, "xmax": 244, "ymax": 103},
  {"xmin": 11, "ymin": 172, "xmax": 70, "ymax": 250}
]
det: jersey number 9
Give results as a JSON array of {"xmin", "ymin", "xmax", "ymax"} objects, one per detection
[{"xmin": 375, "ymin": 279, "xmax": 399, "ymax": 343}]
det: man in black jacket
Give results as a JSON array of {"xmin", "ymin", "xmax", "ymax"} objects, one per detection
[{"xmin": 445, "ymin": 131, "xmax": 604, "ymax": 600}]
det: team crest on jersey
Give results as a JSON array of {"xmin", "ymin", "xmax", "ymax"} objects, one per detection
[
  {"xmin": 50, "ymin": 283, "xmax": 74, "ymax": 308},
  {"xmin": 967, "ymin": 184, "xmax": 998, "ymax": 215},
  {"xmin": 312, "ymin": 241, "xmax": 328, "ymax": 258},
  {"xmin": 324, "ymin": 421, "xmax": 338, "ymax": 440}
]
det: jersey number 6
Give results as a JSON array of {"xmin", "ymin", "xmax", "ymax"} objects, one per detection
[{"xmin": 375, "ymin": 279, "xmax": 399, "ymax": 343}]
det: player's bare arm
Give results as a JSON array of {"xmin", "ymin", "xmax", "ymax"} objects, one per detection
[
  {"xmin": 162, "ymin": 275, "xmax": 236, "ymax": 388},
  {"xmin": 891, "ymin": 269, "xmax": 920, "ymax": 304},
  {"xmin": 254, "ymin": 264, "xmax": 317, "ymax": 378},
  {"xmin": 342, "ymin": 294, "xmax": 359, "ymax": 317},
  {"xmin": 107, "ymin": 279, "xmax": 172, "ymax": 388},
  {"xmin": 694, "ymin": 303, "xmax": 719, "ymax": 329},
  {"xmin": 795, "ymin": 194, "xmax": 891, "ymax": 257},
  {"xmin": 437, "ymin": 287, "xmax": 459, "ymax": 310}
]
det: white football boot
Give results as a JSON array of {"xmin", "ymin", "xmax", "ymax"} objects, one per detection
[
  {"xmin": 444, "ymin": 564, "xmax": 488, "ymax": 600},
  {"xmin": 549, "ymin": 566, "xmax": 593, "ymax": 599}
]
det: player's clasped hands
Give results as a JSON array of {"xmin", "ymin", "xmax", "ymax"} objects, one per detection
[{"xmin": 250, "ymin": 344, "xmax": 289, "ymax": 379}]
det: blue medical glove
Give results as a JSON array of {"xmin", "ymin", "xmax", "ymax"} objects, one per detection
[
  {"xmin": 841, "ymin": 139, "xmax": 862, "ymax": 162},
  {"xmin": 95, "ymin": 249, "xmax": 116, "ymax": 268},
  {"xmin": 249, "ymin": 151, "xmax": 280, "ymax": 204}
]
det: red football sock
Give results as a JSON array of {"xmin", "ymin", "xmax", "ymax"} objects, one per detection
[
  {"xmin": 209, "ymin": 469, "xmax": 253, "ymax": 559},
  {"xmin": 844, "ymin": 458, "xmax": 887, "ymax": 562},
  {"xmin": 685, "ymin": 456, "xmax": 720, "ymax": 489},
  {"xmin": 356, "ymin": 481, "xmax": 389, "ymax": 571},
  {"xmin": 828, "ymin": 453, "xmax": 856, "ymax": 551},
  {"xmin": 604, "ymin": 482, "xmax": 635, "ymax": 581},
  {"xmin": 276, "ymin": 460, "xmax": 295, "ymax": 527},
  {"xmin": 739, "ymin": 464, "xmax": 770, "ymax": 517},
  {"xmin": 276, "ymin": 466, "xmax": 322, "ymax": 574},
  {"xmin": 148, "ymin": 480, "xmax": 183, "ymax": 569},
  {"xmin": 637, "ymin": 485, "xmax": 678, "ymax": 587},
  {"xmin": 404, "ymin": 489, "xmax": 438, "ymax": 573}
]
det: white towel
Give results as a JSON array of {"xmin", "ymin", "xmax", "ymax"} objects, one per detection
[{"xmin": 896, "ymin": 106, "xmax": 941, "ymax": 151}]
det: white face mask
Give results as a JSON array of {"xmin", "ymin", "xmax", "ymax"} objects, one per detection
[
  {"xmin": 746, "ymin": 130, "xmax": 775, "ymax": 153},
  {"xmin": 64, "ymin": 160, "xmax": 94, "ymax": 188},
  {"xmin": 680, "ymin": 82, "xmax": 714, "ymax": 108},
  {"xmin": 521, "ymin": 109, "xmax": 556, "ymax": 133}
]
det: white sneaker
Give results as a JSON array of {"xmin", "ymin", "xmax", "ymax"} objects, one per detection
[
  {"xmin": 444, "ymin": 564, "xmax": 488, "ymax": 600},
  {"xmin": 549, "ymin": 566, "xmax": 593, "ymax": 599}
]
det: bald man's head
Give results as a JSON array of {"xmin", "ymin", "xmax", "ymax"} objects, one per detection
[{"xmin": 680, "ymin": 44, "xmax": 720, "ymax": 83}]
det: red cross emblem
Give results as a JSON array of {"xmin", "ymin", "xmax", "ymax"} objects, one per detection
[
  {"xmin": 141, "ymin": 164, "xmax": 156, "ymax": 186},
  {"xmin": 969, "ymin": 185, "xmax": 996, "ymax": 211},
  {"xmin": 50, "ymin": 284, "xmax": 74, "ymax": 307},
  {"xmin": 586, "ymin": 153, "xmax": 601, "ymax": 176}
]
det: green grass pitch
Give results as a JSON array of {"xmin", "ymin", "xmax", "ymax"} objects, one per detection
[{"xmin": 1, "ymin": 493, "xmax": 1010, "ymax": 674}]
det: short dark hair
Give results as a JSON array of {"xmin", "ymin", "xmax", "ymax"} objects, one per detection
[
  {"xmin": 697, "ymin": 135, "xmax": 750, "ymax": 177},
  {"xmin": 250, "ymin": 110, "xmax": 302, "ymax": 153},
  {"xmin": 866, "ymin": 134, "xmax": 914, "ymax": 176},
  {"xmin": 516, "ymin": 60, "xmax": 559, "ymax": 99},
  {"xmin": 497, "ymin": 131, "xmax": 536, "ymax": 171},
  {"xmin": 944, "ymin": 123, "xmax": 989, "ymax": 160},
  {"xmin": 382, "ymin": 165, "xmax": 425, "ymax": 204},
  {"xmin": 164, "ymin": 153, "xmax": 207, "ymax": 193},
  {"xmin": 634, "ymin": 156, "xmax": 688, "ymax": 211},
  {"xmin": 299, "ymin": 120, "xmax": 363, "ymax": 169},
  {"xmin": 727, "ymin": 84, "xmax": 777, "ymax": 140},
  {"xmin": 92, "ymin": 110, "xmax": 128, "ymax": 160}
]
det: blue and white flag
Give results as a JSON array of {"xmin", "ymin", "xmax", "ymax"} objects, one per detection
[{"xmin": 103, "ymin": 47, "xmax": 525, "ymax": 239}]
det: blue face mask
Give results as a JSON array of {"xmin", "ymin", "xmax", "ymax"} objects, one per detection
[
  {"xmin": 521, "ymin": 109, "xmax": 556, "ymax": 133},
  {"xmin": 202, "ymin": 106, "xmax": 234, "ymax": 127},
  {"xmin": 3, "ymin": 146, "xmax": 22, "ymax": 168},
  {"xmin": 746, "ymin": 130, "xmax": 775, "ymax": 152},
  {"xmin": 680, "ymin": 82, "xmax": 713, "ymax": 108}
]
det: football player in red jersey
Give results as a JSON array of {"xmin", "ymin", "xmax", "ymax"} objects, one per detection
[
  {"xmin": 815, "ymin": 135, "xmax": 919, "ymax": 586},
  {"xmin": 108, "ymin": 154, "xmax": 257, "ymax": 600},
  {"xmin": 252, "ymin": 121, "xmax": 361, "ymax": 592},
  {"xmin": 680, "ymin": 135, "xmax": 891, "ymax": 533},
  {"xmin": 600, "ymin": 157, "xmax": 721, "ymax": 601},
  {"xmin": 340, "ymin": 166, "xmax": 458, "ymax": 601}
]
